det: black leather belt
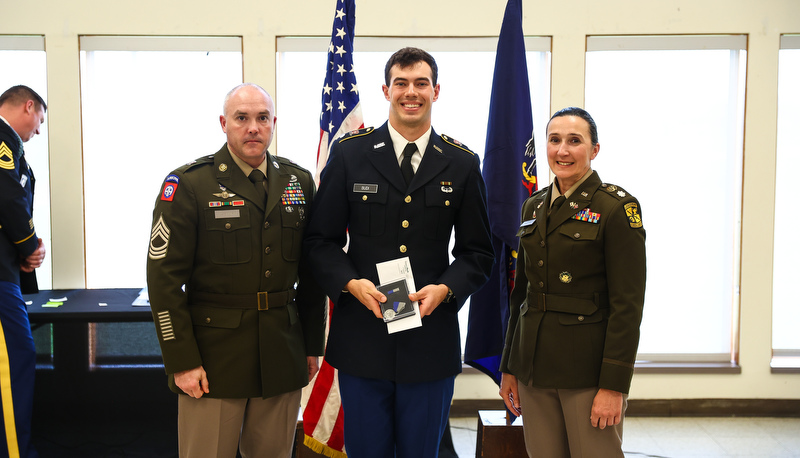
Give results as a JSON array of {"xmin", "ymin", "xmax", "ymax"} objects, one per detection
[{"xmin": 189, "ymin": 289, "xmax": 296, "ymax": 311}]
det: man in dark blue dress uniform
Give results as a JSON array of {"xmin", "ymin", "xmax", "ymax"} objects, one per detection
[
  {"xmin": 0, "ymin": 85, "xmax": 48, "ymax": 458},
  {"xmin": 304, "ymin": 48, "xmax": 494, "ymax": 458}
]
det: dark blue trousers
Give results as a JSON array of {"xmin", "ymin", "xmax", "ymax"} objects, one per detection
[
  {"xmin": 0, "ymin": 281, "xmax": 38, "ymax": 458},
  {"xmin": 338, "ymin": 372, "xmax": 455, "ymax": 458}
]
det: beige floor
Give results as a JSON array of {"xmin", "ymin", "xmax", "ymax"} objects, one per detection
[{"xmin": 449, "ymin": 416, "xmax": 800, "ymax": 457}]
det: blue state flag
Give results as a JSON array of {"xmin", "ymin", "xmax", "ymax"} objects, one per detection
[{"xmin": 465, "ymin": 0, "xmax": 537, "ymax": 384}]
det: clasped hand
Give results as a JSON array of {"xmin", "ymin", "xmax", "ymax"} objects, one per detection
[{"xmin": 345, "ymin": 279, "xmax": 449, "ymax": 318}]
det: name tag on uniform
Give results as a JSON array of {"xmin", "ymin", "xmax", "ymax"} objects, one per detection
[
  {"xmin": 353, "ymin": 183, "xmax": 378, "ymax": 193},
  {"xmin": 215, "ymin": 209, "xmax": 240, "ymax": 219},
  {"xmin": 520, "ymin": 219, "xmax": 536, "ymax": 227}
]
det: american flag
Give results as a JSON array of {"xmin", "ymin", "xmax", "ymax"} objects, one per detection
[
  {"xmin": 313, "ymin": 0, "xmax": 363, "ymax": 185},
  {"xmin": 302, "ymin": 0, "xmax": 362, "ymax": 456}
]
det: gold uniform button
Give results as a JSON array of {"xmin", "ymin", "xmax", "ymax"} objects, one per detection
[
  {"xmin": 362, "ymin": 195, "xmax": 368, "ymax": 201},
  {"xmin": 574, "ymin": 232, "xmax": 581, "ymax": 238},
  {"xmin": 402, "ymin": 220, "xmax": 410, "ymax": 228},
  {"xmin": 404, "ymin": 195, "xmax": 412, "ymax": 203},
  {"xmin": 537, "ymin": 260, "xmax": 544, "ymax": 267},
  {"xmin": 265, "ymin": 247, "xmax": 271, "ymax": 254},
  {"xmin": 540, "ymin": 241, "xmax": 546, "ymax": 247},
  {"xmin": 538, "ymin": 281, "xmax": 544, "ymax": 288},
  {"xmin": 577, "ymin": 316, "xmax": 585, "ymax": 322},
  {"xmin": 399, "ymin": 245, "xmax": 407, "ymax": 253},
  {"xmin": 265, "ymin": 270, "xmax": 272, "ymax": 278},
  {"xmin": 264, "ymin": 221, "xmax": 270, "ymax": 229},
  {"xmin": 445, "ymin": 200, "xmax": 450, "ymax": 206},
  {"xmin": 204, "ymin": 317, "xmax": 211, "ymax": 324},
  {"xmin": 225, "ymin": 222, "xmax": 231, "ymax": 229}
]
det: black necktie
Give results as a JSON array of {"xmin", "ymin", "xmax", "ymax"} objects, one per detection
[
  {"xmin": 248, "ymin": 169, "xmax": 267, "ymax": 207},
  {"xmin": 401, "ymin": 142, "xmax": 416, "ymax": 186}
]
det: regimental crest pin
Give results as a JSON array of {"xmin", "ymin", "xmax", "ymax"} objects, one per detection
[{"xmin": 559, "ymin": 271, "xmax": 573, "ymax": 284}]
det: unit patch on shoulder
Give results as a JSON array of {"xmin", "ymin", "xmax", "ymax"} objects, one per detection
[
  {"xmin": 0, "ymin": 142, "xmax": 15, "ymax": 170},
  {"xmin": 148, "ymin": 214, "xmax": 171, "ymax": 259},
  {"xmin": 624, "ymin": 202, "xmax": 643, "ymax": 228},
  {"xmin": 160, "ymin": 174, "xmax": 180, "ymax": 202}
]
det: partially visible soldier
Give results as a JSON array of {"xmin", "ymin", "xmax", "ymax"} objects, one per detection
[
  {"xmin": 146, "ymin": 83, "xmax": 325, "ymax": 458},
  {"xmin": 0, "ymin": 84, "xmax": 48, "ymax": 458}
]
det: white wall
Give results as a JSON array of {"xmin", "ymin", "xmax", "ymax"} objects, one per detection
[{"xmin": 4, "ymin": 0, "xmax": 799, "ymax": 401}]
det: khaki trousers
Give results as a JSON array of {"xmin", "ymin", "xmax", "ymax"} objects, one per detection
[
  {"xmin": 517, "ymin": 384, "xmax": 627, "ymax": 458},
  {"xmin": 178, "ymin": 390, "xmax": 301, "ymax": 458}
]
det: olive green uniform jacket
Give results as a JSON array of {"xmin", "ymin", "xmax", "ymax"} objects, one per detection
[
  {"xmin": 500, "ymin": 171, "xmax": 646, "ymax": 394},
  {"xmin": 146, "ymin": 144, "xmax": 326, "ymax": 399}
]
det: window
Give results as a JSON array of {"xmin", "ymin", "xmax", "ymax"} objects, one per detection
[
  {"xmin": 585, "ymin": 35, "xmax": 747, "ymax": 363},
  {"xmin": 772, "ymin": 35, "xmax": 800, "ymax": 370},
  {"xmin": 0, "ymin": 35, "xmax": 51, "ymax": 289},
  {"xmin": 80, "ymin": 36, "xmax": 243, "ymax": 288},
  {"xmin": 276, "ymin": 37, "xmax": 552, "ymax": 353}
]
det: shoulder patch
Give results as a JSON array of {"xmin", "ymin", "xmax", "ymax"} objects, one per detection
[
  {"xmin": 160, "ymin": 174, "xmax": 180, "ymax": 201},
  {"xmin": 440, "ymin": 134, "xmax": 475, "ymax": 155},
  {"xmin": 339, "ymin": 127, "xmax": 375, "ymax": 142},
  {"xmin": 599, "ymin": 183, "xmax": 631, "ymax": 200},
  {"xmin": 624, "ymin": 202, "xmax": 643, "ymax": 228}
]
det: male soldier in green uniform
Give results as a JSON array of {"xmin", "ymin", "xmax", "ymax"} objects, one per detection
[{"xmin": 146, "ymin": 83, "xmax": 325, "ymax": 458}]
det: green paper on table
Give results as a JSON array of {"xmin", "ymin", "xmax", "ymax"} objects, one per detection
[{"xmin": 42, "ymin": 296, "xmax": 68, "ymax": 308}]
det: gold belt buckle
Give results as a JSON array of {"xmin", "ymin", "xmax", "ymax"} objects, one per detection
[{"xmin": 258, "ymin": 292, "xmax": 269, "ymax": 311}]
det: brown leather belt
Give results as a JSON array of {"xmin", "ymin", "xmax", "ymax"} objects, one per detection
[{"xmin": 189, "ymin": 289, "xmax": 296, "ymax": 311}]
